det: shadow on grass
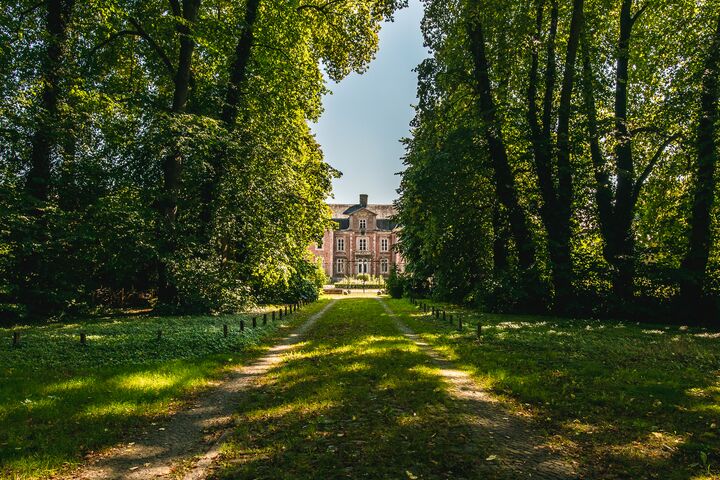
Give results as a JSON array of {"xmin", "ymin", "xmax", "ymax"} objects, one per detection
[
  {"xmin": 385, "ymin": 298, "xmax": 720, "ymax": 480},
  {"xmin": 212, "ymin": 298, "xmax": 572, "ymax": 480}
]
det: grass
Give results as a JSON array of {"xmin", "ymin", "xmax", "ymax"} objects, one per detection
[
  {"xmin": 0, "ymin": 300, "xmax": 329, "ymax": 480},
  {"xmin": 212, "ymin": 297, "xmax": 501, "ymax": 479},
  {"xmin": 386, "ymin": 297, "xmax": 720, "ymax": 480}
]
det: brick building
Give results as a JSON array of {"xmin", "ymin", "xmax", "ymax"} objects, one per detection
[{"xmin": 309, "ymin": 194, "xmax": 404, "ymax": 282}]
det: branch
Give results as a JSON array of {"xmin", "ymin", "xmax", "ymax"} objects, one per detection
[
  {"xmin": 632, "ymin": 133, "xmax": 680, "ymax": 202},
  {"xmin": 631, "ymin": 3, "xmax": 648, "ymax": 26},
  {"xmin": 85, "ymin": 29, "xmax": 142, "ymax": 62},
  {"xmin": 297, "ymin": 0, "xmax": 344, "ymax": 14},
  {"xmin": 128, "ymin": 17, "xmax": 176, "ymax": 79}
]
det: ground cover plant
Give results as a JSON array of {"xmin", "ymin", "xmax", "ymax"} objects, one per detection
[
  {"xmin": 212, "ymin": 297, "xmax": 504, "ymax": 479},
  {"xmin": 0, "ymin": 300, "xmax": 329, "ymax": 479},
  {"xmin": 387, "ymin": 298, "xmax": 720, "ymax": 479}
]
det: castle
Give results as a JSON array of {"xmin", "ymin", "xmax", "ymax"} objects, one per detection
[{"xmin": 309, "ymin": 194, "xmax": 404, "ymax": 282}]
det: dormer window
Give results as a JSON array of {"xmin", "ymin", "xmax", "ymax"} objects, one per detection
[{"xmin": 359, "ymin": 219, "xmax": 367, "ymax": 230}]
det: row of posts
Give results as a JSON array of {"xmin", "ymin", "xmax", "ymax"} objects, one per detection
[
  {"xmin": 408, "ymin": 297, "xmax": 481, "ymax": 338},
  {"xmin": 10, "ymin": 301, "xmax": 307, "ymax": 347}
]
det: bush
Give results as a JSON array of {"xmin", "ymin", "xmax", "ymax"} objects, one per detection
[
  {"xmin": 168, "ymin": 253, "xmax": 254, "ymax": 314},
  {"xmin": 386, "ymin": 266, "xmax": 405, "ymax": 298}
]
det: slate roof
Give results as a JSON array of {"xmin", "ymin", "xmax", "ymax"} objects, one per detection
[{"xmin": 328, "ymin": 202, "xmax": 397, "ymax": 231}]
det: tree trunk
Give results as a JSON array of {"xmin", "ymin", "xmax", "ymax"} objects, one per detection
[
  {"xmin": 608, "ymin": 0, "xmax": 636, "ymax": 299},
  {"xmin": 25, "ymin": 0, "xmax": 75, "ymax": 203},
  {"xmin": 199, "ymin": 0, "xmax": 261, "ymax": 233},
  {"xmin": 157, "ymin": 0, "xmax": 202, "ymax": 305},
  {"xmin": 18, "ymin": 0, "xmax": 74, "ymax": 318},
  {"xmin": 467, "ymin": 10, "xmax": 537, "ymax": 275},
  {"xmin": 681, "ymin": 14, "xmax": 720, "ymax": 313}
]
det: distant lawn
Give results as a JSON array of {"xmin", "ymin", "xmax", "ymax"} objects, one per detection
[
  {"xmin": 0, "ymin": 300, "xmax": 328, "ymax": 480},
  {"xmin": 386, "ymin": 298, "xmax": 720, "ymax": 480}
]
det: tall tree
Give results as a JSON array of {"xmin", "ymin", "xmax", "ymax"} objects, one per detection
[
  {"xmin": 580, "ymin": 0, "xmax": 679, "ymax": 300},
  {"xmin": 466, "ymin": 3, "xmax": 538, "ymax": 276},
  {"xmin": 681, "ymin": 14, "xmax": 720, "ymax": 313},
  {"xmin": 526, "ymin": 0, "xmax": 584, "ymax": 308}
]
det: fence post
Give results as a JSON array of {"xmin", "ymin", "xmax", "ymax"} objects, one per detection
[
  {"xmin": 12, "ymin": 331, "xmax": 20, "ymax": 347},
  {"xmin": 457, "ymin": 317, "xmax": 462, "ymax": 331},
  {"xmin": 285, "ymin": 306, "xmax": 288, "ymax": 316},
  {"xmin": 272, "ymin": 311, "xmax": 276, "ymax": 321},
  {"xmin": 157, "ymin": 330, "xmax": 162, "ymax": 341},
  {"xmin": 435, "ymin": 309, "xmax": 440, "ymax": 320},
  {"xmin": 80, "ymin": 332, "xmax": 87, "ymax": 345},
  {"xmin": 240, "ymin": 319, "xmax": 245, "ymax": 332},
  {"xmin": 263, "ymin": 315, "xmax": 267, "ymax": 326},
  {"xmin": 223, "ymin": 324, "xmax": 228, "ymax": 337},
  {"xmin": 443, "ymin": 310, "xmax": 446, "ymax": 322},
  {"xmin": 252, "ymin": 317, "xmax": 257, "ymax": 328},
  {"xmin": 477, "ymin": 322, "xmax": 482, "ymax": 338}
]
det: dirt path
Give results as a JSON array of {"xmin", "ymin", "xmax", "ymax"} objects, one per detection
[
  {"xmin": 66, "ymin": 300, "xmax": 337, "ymax": 480},
  {"xmin": 378, "ymin": 298, "xmax": 579, "ymax": 479}
]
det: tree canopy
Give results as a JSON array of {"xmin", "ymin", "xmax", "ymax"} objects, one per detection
[{"xmin": 396, "ymin": 0, "xmax": 720, "ymax": 322}]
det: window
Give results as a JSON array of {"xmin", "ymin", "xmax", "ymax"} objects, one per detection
[
  {"xmin": 359, "ymin": 219, "xmax": 367, "ymax": 230},
  {"xmin": 336, "ymin": 258, "xmax": 345, "ymax": 274},
  {"xmin": 336, "ymin": 238, "xmax": 345, "ymax": 251},
  {"xmin": 380, "ymin": 238, "xmax": 389, "ymax": 252},
  {"xmin": 357, "ymin": 258, "xmax": 369, "ymax": 274},
  {"xmin": 358, "ymin": 238, "xmax": 368, "ymax": 251},
  {"xmin": 381, "ymin": 258, "xmax": 389, "ymax": 274}
]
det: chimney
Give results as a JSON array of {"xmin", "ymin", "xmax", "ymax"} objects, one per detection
[{"xmin": 359, "ymin": 194, "xmax": 368, "ymax": 207}]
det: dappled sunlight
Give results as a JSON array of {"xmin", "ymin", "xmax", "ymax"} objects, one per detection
[
  {"xmin": 81, "ymin": 401, "xmax": 140, "ymax": 418},
  {"xmin": 396, "ymin": 299, "xmax": 720, "ymax": 479},
  {"xmin": 116, "ymin": 372, "xmax": 181, "ymax": 392},
  {"xmin": 244, "ymin": 399, "xmax": 336, "ymax": 423}
]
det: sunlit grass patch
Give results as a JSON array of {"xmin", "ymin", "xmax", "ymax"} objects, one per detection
[{"xmin": 0, "ymin": 300, "xmax": 329, "ymax": 480}]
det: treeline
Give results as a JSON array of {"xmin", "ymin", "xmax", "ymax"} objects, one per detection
[
  {"xmin": 397, "ymin": 0, "xmax": 720, "ymax": 322},
  {"xmin": 0, "ymin": 0, "xmax": 406, "ymax": 321}
]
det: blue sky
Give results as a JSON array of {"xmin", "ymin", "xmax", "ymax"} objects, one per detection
[{"xmin": 311, "ymin": 0, "xmax": 427, "ymax": 205}]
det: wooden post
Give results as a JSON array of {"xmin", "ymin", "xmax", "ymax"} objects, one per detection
[
  {"xmin": 12, "ymin": 331, "xmax": 19, "ymax": 347},
  {"xmin": 80, "ymin": 332, "xmax": 86, "ymax": 345},
  {"xmin": 442, "ymin": 310, "xmax": 446, "ymax": 322},
  {"xmin": 272, "ymin": 311, "xmax": 276, "ymax": 321},
  {"xmin": 435, "ymin": 309, "xmax": 440, "ymax": 320},
  {"xmin": 263, "ymin": 313, "xmax": 267, "ymax": 324},
  {"xmin": 457, "ymin": 317, "xmax": 462, "ymax": 331},
  {"xmin": 240, "ymin": 319, "xmax": 245, "ymax": 332},
  {"xmin": 477, "ymin": 322, "xmax": 482, "ymax": 338},
  {"xmin": 223, "ymin": 324, "xmax": 228, "ymax": 337},
  {"xmin": 449, "ymin": 314, "xmax": 453, "ymax": 324},
  {"xmin": 157, "ymin": 330, "xmax": 162, "ymax": 341},
  {"xmin": 252, "ymin": 317, "xmax": 257, "ymax": 328},
  {"xmin": 285, "ymin": 306, "xmax": 288, "ymax": 316}
]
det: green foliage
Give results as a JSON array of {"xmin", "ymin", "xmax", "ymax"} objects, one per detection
[{"xmin": 0, "ymin": 0, "xmax": 407, "ymax": 319}]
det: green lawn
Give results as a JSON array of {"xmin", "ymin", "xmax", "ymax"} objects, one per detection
[
  {"xmin": 0, "ymin": 300, "xmax": 328, "ymax": 479},
  {"xmin": 386, "ymin": 298, "xmax": 720, "ymax": 480},
  {"xmin": 212, "ymin": 297, "xmax": 501, "ymax": 479}
]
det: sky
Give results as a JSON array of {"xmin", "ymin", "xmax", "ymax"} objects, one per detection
[{"xmin": 311, "ymin": 0, "xmax": 427, "ymax": 205}]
